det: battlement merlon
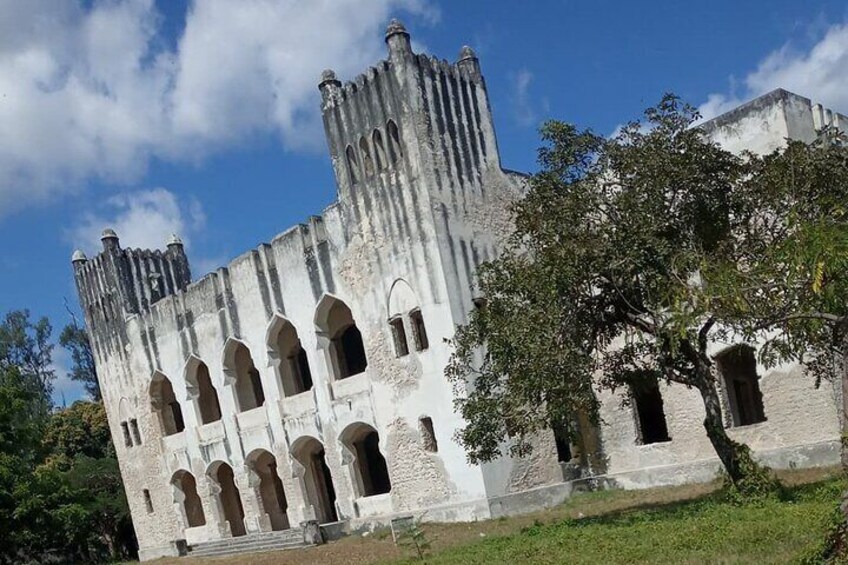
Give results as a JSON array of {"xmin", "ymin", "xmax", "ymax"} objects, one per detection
[
  {"xmin": 319, "ymin": 19, "xmax": 501, "ymax": 202},
  {"xmin": 71, "ymin": 229, "xmax": 192, "ymax": 334}
]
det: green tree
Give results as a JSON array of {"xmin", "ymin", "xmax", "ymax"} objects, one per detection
[
  {"xmin": 446, "ymin": 95, "xmax": 797, "ymax": 490},
  {"xmin": 59, "ymin": 316, "xmax": 99, "ymax": 401},
  {"xmin": 43, "ymin": 400, "xmax": 114, "ymax": 465},
  {"xmin": 0, "ymin": 310, "xmax": 54, "ymax": 416}
]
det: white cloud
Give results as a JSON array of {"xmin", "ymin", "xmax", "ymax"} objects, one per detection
[
  {"xmin": 511, "ymin": 69, "xmax": 537, "ymax": 127},
  {"xmin": 0, "ymin": 0, "xmax": 434, "ymax": 216},
  {"xmin": 69, "ymin": 188, "xmax": 205, "ymax": 253},
  {"xmin": 700, "ymin": 22, "xmax": 848, "ymax": 121}
]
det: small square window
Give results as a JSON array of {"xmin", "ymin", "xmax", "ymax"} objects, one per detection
[{"xmin": 389, "ymin": 317, "xmax": 409, "ymax": 357}]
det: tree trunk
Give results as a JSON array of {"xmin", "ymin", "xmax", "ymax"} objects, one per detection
[
  {"xmin": 697, "ymin": 375, "xmax": 750, "ymax": 485},
  {"xmin": 842, "ymin": 345, "xmax": 848, "ymax": 470}
]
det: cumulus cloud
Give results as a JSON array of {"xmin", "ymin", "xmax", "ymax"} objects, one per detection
[
  {"xmin": 700, "ymin": 22, "xmax": 848, "ymax": 121},
  {"xmin": 69, "ymin": 188, "xmax": 205, "ymax": 253},
  {"xmin": 0, "ymin": 0, "xmax": 433, "ymax": 216}
]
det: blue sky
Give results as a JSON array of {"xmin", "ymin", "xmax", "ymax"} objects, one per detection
[{"xmin": 2, "ymin": 0, "xmax": 848, "ymax": 403}]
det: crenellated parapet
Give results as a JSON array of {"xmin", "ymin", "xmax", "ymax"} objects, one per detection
[
  {"xmin": 71, "ymin": 229, "xmax": 191, "ymax": 341},
  {"xmin": 319, "ymin": 19, "xmax": 499, "ymax": 213}
]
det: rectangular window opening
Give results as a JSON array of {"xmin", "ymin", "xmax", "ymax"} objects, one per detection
[
  {"xmin": 143, "ymin": 489, "xmax": 154, "ymax": 514},
  {"xmin": 130, "ymin": 418, "xmax": 142, "ymax": 446},
  {"xmin": 410, "ymin": 309, "xmax": 429, "ymax": 351},
  {"xmin": 389, "ymin": 317, "xmax": 409, "ymax": 357},
  {"xmin": 633, "ymin": 379, "xmax": 671, "ymax": 445},
  {"xmin": 121, "ymin": 421, "xmax": 133, "ymax": 447},
  {"xmin": 716, "ymin": 346, "xmax": 767, "ymax": 427},
  {"xmin": 419, "ymin": 416, "xmax": 438, "ymax": 452}
]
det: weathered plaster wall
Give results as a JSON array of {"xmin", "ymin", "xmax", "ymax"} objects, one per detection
[{"xmin": 72, "ymin": 21, "xmax": 846, "ymax": 561}]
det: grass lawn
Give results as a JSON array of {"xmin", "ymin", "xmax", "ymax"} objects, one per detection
[{"xmin": 154, "ymin": 467, "xmax": 843, "ymax": 565}]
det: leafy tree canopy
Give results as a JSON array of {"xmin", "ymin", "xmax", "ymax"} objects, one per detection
[{"xmin": 447, "ymin": 95, "xmax": 848, "ymax": 491}]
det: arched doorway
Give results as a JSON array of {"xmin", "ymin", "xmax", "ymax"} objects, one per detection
[
  {"xmin": 207, "ymin": 462, "xmax": 246, "ymax": 537},
  {"xmin": 267, "ymin": 317, "xmax": 313, "ymax": 397},
  {"xmin": 224, "ymin": 340, "xmax": 266, "ymax": 412},
  {"xmin": 340, "ymin": 423, "xmax": 391, "ymax": 497},
  {"xmin": 246, "ymin": 450, "xmax": 290, "ymax": 531},
  {"xmin": 315, "ymin": 296, "xmax": 368, "ymax": 380},
  {"xmin": 150, "ymin": 372, "xmax": 185, "ymax": 435},
  {"xmin": 171, "ymin": 470, "xmax": 206, "ymax": 528},
  {"xmin": 292, "ymin": 437, "xmax": 338, "ymax": 524},
  {"xmin": 185, "ymin": 357, "xmax": 222, "ymax": 424}
]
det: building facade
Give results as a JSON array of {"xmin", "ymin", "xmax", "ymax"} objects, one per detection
[{"xmin": 71, "ymin": 21, "xmax": 845, "ymax": 561}]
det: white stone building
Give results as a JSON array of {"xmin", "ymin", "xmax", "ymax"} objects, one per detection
[{"xmin": 71, "ymin": 21, "xmax": 844, "ymax": 561}]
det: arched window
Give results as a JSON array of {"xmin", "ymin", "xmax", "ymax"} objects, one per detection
[
  {"xmin": 346, "ymin": 145, "xmax": 360, "ymax": 184},
  {"xmin": 387, "ymin": 120, "xmax": 402, "ymax": 164},
  {"xmin": 341, "ymin": 423, "xmax": 391, "ymax": 497},
  {"xmin": 207, "ymin": 461, "xmax": 246, "ymax": 537},
  {"xmin": 246, "ymin": 450, "xmax": 289, "ymax": 531},
  {"xmin": 186, "ymin": 358, "xmax": 222, "ymax": 425},
  {"xmin": 171, "ymin": 470, "xmax": 206, "ymax": 528},
  {"xmin": 372, "ymin": 129, "xmax": 387, "ymax": 170},
  {"xmin": 387, "ymin": 279, "xmax": 427, "ymax": 357},
  {"xmin": 150, "ymin": 373, "xmax": 185, "ymax": 436},
  {"xmin": 359, "ymin": 137, "xmax": 374, "ymax": 177},
  {"xmin": 224, "ymin": 341, "xmax": 266, "ymax": 412},
  {"xmin": 715, "ymin": 345, "xmax": 766, "ymax": 427},
  {"xmin": 268, "ymin": 317, "xmax": 313, "ymax": 397},
  {"xmin": 291, "ymin": 436, "xmax": 338, "ymax": 524},
  {"xmin": 316, "ymin": 296, "xmax": 368, "ymax": 380}
]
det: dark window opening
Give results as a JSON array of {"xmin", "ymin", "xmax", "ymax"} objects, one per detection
[
  {"xmin": 249, "ymin": 368, "xmax": 266, "ymax": 408},
  {"xmin": 353, "ymin": 431, "xmax": 392, "ymax": 497},
  {"xmin": 716, "ymin": 345, "xmax": 767, "ymax": 427},
  {"xmin": 633, "ymin": 380, "xmax": 671, "ymax": 445},
  {"xmin": 143, "ymin": 489, "xmax": 153, "ymax": 513},
  {"xmin": 359, "ymin": 137, "xmax": 374, "ymax": 176},
  {"xmin": 346, "ymin": 145, "xmax": 360, "ymax": 184},
  {"xmin": 231, "ymin": 343, "xmax": 265, "ymax": 412},
  {"xmin": 387, "ymin": 120, "xmax": 402, "ymax": 163},
  {"xmin": 389, "ymin": 317, "xmax": 409, "ymax": 357},
  {"xmin": 409, "ymin": 309, "xmax": 429, "ymax": 351},
  {"xmin": 419, "ymin": 417, "xmax": 438, "ymax": 452},
  {"xmin": 173, "ymin": 471, "xmax": 206, "ymax": 527},
  {"xmin": 130, "ymin": 418, "xmax": 142, "ymax": 445},
  {"xmin": 195, "ymin": 362, "xmax": 222, "ymax": 424},
  {"xmin": 373, "ymin": 129, "xmax": 387, "ymax": 170},
  {"xmin": 337, "ymin": 325, "xmax": 368, "ymax": 378},
  {"xmin": 169, "ymin": 401, "xmax": 185, "ymax": 433},
  {"xmin": 121, "ymin": 421, "xmax": 132, "ymax": 447},
  {"xmin": 552, "ymin": 421, "xmax": 573, "ymax": 462},
  {"xmin": 315, "ymin": 450, "xmax": 338, "ymax": 523},
  {"xmin": 287, "ymin": 347, "xmax": 313, "ymax": 394}
]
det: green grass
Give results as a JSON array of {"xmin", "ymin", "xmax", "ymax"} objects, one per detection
[{"xmin": 390, "ymin": 477, "xmax": 844, "ymax": 564}]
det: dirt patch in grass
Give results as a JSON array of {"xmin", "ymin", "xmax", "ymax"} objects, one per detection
[{"xmin": 149, "ymin": 466, "xmax": 842, "ymax": 565}]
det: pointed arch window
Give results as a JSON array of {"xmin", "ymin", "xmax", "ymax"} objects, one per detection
[
  {"xmin": 372, "ymin": 129, "xmax": 387, "ymax": 170},
  {"xmin": 359, "ymin": 137, "xmax": 374, "ymax": 177},
  {"xmin": 387, "ymin": 120, "xmax": 402, "ymax": 164},
  {"xmin": 346, "ymin": 145, "xmax": 360, "ymax": 184}
]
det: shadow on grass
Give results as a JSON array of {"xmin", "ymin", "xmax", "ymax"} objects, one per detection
[{"xmin": 520, "ymin": 474, "xmax": 846, "ymax": 536}]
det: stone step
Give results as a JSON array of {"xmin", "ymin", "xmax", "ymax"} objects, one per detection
[
  {"xmin": 189, "ymin": 541, "xmax": 304, "ymax": 558},
  {"xmin": 190, "ymin": 531, "xmax": 302, "ymax": 548},
  {"xmin": 188, "ymin": 528, "xmax": 308, "ymax": 558}
]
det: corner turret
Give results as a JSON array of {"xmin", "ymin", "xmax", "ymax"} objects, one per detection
[{"xmin": 385, "ymin": 19, "xmax": 412, "ymax": 64}]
